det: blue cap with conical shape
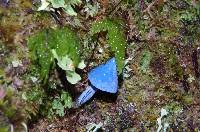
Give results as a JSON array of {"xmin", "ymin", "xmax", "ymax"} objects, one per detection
[{"xmin": 88, "ymin": 57, "xmax": 118, "ymax": 93}]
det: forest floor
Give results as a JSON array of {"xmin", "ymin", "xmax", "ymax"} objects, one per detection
[{"xmin": 0, "ymin": 0, "xmax": 200, "ymax": 131}]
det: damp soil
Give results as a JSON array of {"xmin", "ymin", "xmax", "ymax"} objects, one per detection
[{"xmin": 0, "ymin": 0, "xmax": 200, "ymax": 131}]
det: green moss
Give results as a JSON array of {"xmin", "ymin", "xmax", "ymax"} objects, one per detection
[
  {"xmin": 152, "ymin": 43, "xmax": 183, "ymax": 78},
  {"xmin": 0, "ymin": 127, "xmax": 9, "ymax": 132},
  {"xmin": 182, "ymin": 94, "xmax": 193, "ymax": 105},
  {"xmin": 28, "ymin": 30, "xmax": 52, "ymax": 81},
  {"xmin": 0, "ymin": 88, "xmax": 26, "ymax": 130},
  {"xmin": 48, "ymin": 27, "xmax": 81, "ymax": 66},
  {"xmin": 140, "ymin": 50, "xmax": 152, "ymax": 74},
  {"xmin": 90, "ymin": 18, "xmax": 126, "ymax": 73},
  {"xmin": 27, "ymin": 27, "xmax": 81, "ymax": 82}
]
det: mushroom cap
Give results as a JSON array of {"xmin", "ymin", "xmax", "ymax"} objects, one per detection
[{"xmin": 88, "ymin": 57, "xmax": 118, "ymax": 93}]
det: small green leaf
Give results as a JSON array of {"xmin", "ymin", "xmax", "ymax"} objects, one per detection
[
  {"xmin": 56, "ymin": 107, "xmax": 65, "ymax": 116},
  {"xmin": 52, "ymin": 99, "xmax": 62, "ymax": 109},
  {"xmin": 52, "ymin": 99, "xmax": 65, "ymax": 116},
  {"xmin": 66, "ymin": 71, "xmax": 81, "ymax": 84},
  {"xmin": 51, "ymin": 49, "xmax": 74, "ymax": 71},
  {"xmin": 78, "ymin": 60, "xmax": 86, "ymax": 69},
  {"xmin": 48, "ymin": 0, "xmax": 65, "ymax": 8},
  {"xmin": 69, "ymin": 0, "xmax": 82, "ymax": 5},
  {"xmin": 64, "ymin": 5, "xmax": 77, "ymax": 16},
  {"xmin": 51, "ymin": 38, "xmax": 82, "ymax": 84},
  {"xmin": 38, "ymin": 0, "xmax": 50, "ymax": 11},
  {"xmin": 61, "ymin": 91, "xmax": 72, "ymax": 108},
  {"xmin": 38, "ymin": 0, "xmax": 82, "ymax": 16},
  {"xmin": 84, "ymin": 3, "xmax": 99, "ymax": 18}
]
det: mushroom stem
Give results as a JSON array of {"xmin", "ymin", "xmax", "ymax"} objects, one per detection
[{"xmin": 77, "ymin": 85, "xmax": 97, "ymax": 106}]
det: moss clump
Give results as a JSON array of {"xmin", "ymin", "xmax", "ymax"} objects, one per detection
[
  {"xmin": 90, "ymin": 19, "xmax": 126, "ymax": 73},
  {"xmin": 0, "ymin": 88, "xmax": 27, "ymax": 131},
  {"xmin": 28, "ymin": 27, "xmax": 81, "ymax": 82}
]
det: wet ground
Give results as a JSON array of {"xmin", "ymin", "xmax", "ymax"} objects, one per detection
[{"xmin": 0, "ymin": 0, "xmax": 200, "ymax": 131}]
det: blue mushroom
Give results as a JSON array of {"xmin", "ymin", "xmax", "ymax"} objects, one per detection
[{"xmin": 77, "ymin": 57, "xmax": 118, "ymax": 106}]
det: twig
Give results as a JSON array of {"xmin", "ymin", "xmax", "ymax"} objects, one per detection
[
  {"xmin": 143, "ymin": 0, "xmax": 156, "ymax": 13},
  {"xmin": 107, "ymin": 0, "xmax": 123, "ymax": 16},
  {"xmin": 142, "ymin": 0, "xmax": 156, "ymax": 18}
]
